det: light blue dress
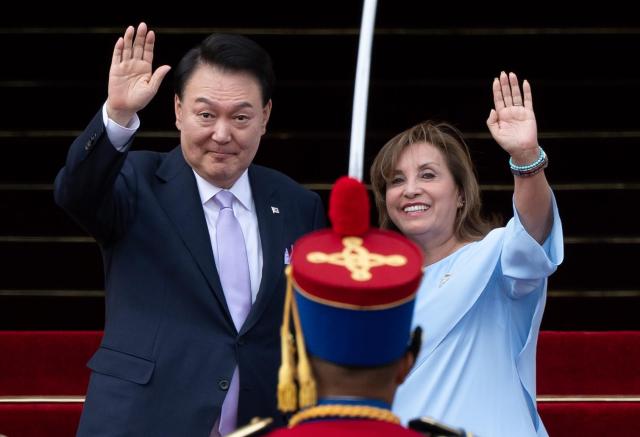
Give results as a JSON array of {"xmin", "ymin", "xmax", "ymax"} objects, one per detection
[{"xmin": 393, "ymin": 195, "xmax": 563, "ymax": 437}]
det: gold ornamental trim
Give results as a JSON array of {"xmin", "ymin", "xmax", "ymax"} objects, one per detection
[
  {"xmin": 288, "ymin": 404, "xmax": 400, "ymax": 427},
  {"xmin": 306, "ymin": 236, "xmax": 407, "ymax": 281}
]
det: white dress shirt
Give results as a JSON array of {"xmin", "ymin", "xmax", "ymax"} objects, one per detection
[{"xmin": 195, "ymin": 170, "xmax": 263, "ymax": 304}]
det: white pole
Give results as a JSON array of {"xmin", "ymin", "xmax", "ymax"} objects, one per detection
[{"xmin": 348, "ymin": 0, "xmax": 378, "ymax": 181}]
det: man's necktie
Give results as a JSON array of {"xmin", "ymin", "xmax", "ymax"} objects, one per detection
[{"xmin": 213, "ymin": 190, "xmax": 252, "ymax": 436}]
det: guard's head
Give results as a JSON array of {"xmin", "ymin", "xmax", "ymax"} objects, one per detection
[{"xmin": 278, "ymin": 176, "xmax": 424, "ymax": 412}]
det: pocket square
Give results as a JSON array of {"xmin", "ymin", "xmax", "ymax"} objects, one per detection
[{"xmin": 284, "ymin": 245, "xmax": 293, "ymax": 265}]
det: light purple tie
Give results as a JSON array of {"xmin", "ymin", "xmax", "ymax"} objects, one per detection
[{"xmin": 213, "ymin": 190, "xmax": 252, "ymax": 436}]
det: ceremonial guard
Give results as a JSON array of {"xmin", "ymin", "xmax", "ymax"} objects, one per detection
[{"xmin": 230, "ymin": 177, "xmax": 471, "ymax": 437}]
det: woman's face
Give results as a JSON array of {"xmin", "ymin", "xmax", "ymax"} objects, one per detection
[{"xmin": 385, "ymin": 142, "xmax": 462, "ymax": 248}]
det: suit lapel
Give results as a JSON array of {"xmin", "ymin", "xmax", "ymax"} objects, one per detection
[
  {"xmin": 241, "ymin": 165, "xmax": 284, "ymax": 334},
  {"xmin": 154, "ymin": 148, "xmax": 228, "ymax": 312}
]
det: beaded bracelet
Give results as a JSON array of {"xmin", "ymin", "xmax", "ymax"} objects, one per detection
[{"xmin": 509, "ymin": 146, "xmax": 548, "ymax": 177}]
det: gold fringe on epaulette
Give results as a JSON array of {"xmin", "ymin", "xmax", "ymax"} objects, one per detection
[
  {"xmin": 277, "ymin": 265, "xmax": 318, "ymax": 412},
  {"xmin": 291, "ymin": 290, "xmax": 317, "ymax": 408},
  {"xmin": 277, "ymin": 266, "xmax": 297, "ymax": 412}
]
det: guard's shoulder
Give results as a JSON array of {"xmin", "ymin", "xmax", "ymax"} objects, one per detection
[
  {"xmin": 408, "ymin": 416, "xmax": 473, "ymax": 437},
  {"xmin": 224, "ymin": 417, "xmax": 274, "ymax": 437}
]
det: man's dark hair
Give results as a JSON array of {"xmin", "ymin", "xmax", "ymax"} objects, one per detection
[{"xmin": 174, "ymin": 34, "xmax": 275, "ymax": 106}]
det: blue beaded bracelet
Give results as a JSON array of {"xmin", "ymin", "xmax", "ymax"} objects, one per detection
[{"xmin": 509, "ymin": 147, "xmax": 548, "ymax": 177}]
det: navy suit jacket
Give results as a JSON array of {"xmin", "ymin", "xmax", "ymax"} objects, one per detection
[{"xmin": 54, "ymin": 111, "xmax": 326, "ymax": 436}]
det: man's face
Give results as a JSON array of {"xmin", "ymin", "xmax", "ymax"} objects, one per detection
[{"xmin": 175, "ymin": 64, "xmax": 271, "ymax": 188}]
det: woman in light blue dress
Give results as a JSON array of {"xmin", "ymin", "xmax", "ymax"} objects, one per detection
[{"xmin": 370, "ymin": 72, "xmax": 563, "ymax": 437}]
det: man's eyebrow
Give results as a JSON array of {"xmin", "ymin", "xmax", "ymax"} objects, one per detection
[{"xmin": 194, "ymin": 97, "xmax": 254, "ymax": 110}]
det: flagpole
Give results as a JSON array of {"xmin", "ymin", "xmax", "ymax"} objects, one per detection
[{"xmin": 348, "ymin": 0, "xmax": 378, "ymax": 181}]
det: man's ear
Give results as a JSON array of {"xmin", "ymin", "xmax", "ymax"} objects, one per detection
[
  {"xmin": 395, "ymin": 351, "xmax": 415, "ymax": 385},
  {"xmin": 261, "ymin": 99, "xmax": 272, "ymax": 134},
  {"xmin": 395, "ymin": 326, "xmax": 422, "ymax": 384},
  {"xmin": 174, "ymin": 94, "xmax": 182, "ymax": 131},
  {"xmin": 408, "ymin": 326, "xmax": 422, "ymax": 361}
]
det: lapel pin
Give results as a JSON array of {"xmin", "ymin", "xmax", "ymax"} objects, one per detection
[{"xmin": 271, "ymin": 206, "xmax": 280, "ymax": 214}]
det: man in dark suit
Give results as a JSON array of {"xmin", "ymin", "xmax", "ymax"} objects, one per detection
[{"xmin": 54, "ymin": 22, "xmax": 325, "ymax": 436}]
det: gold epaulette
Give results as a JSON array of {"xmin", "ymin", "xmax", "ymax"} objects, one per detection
[
  {"xmin": 223, "ymin": 417, "xmax": 274, "ymax": 437},
  {"xmin": 408, "ymin": 416, "xmax": 473, "ymax": 437}
]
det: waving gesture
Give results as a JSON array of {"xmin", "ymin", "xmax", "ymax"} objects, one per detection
[
  {"xmin": 486, "ymin": 71, "xmax": 539, "ymax": 163},
  {"xmin": 486, "ymin": 71, "xmax": 551, "ymax": 243},
  {"xmin": 106, "ymin": 22, "xmax": 171, "ymax": 126}
]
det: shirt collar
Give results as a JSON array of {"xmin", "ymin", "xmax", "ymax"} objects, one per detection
[
  {"xmin": 317, "ymin": 397, "xmax": 391, "ymax": 410},
  {"xmin": 193, "ymin": 169, "xmax": 253, "ymax": 212}
]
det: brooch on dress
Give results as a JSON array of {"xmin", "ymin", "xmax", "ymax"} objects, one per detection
[{"xmin": 438, "ymin": 273, "xmax": 452, "ymax": 287}]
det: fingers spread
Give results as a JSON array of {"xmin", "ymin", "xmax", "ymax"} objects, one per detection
[
  {"xmin": 121, "ymin": 25, "xmax": 135, "ymax": 60},
  {"xmin": 500, "ymin": 71, "xmax": 513, "ymax": 106},
  {"xmin": 523, "ymin": 79, "xmax": 534, "ymax": 111},
  {"xmin": 112, "ymin": 37, "xmax": 124, "ymax": 65},
  {"xmin": 143, "ymin": 30, "xmax": 156, "ymax": 64},
  {"xmin": 486, "ymin": 108, "xmax": 498, "ymax": 127},
  {"xmin": 150, "ymin": 65, "xmax": 172, "ymax": 93},
  {"xmin": 492, "ymin": 77, "xmax": 505, "ymax": 111},
  {"xmin": 132, "ymin": 22, "xmax": 148, "ymax": 60},
  {"xmin": 509, "ymin": 72, "xmax": 524, "ymax": 106}
]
